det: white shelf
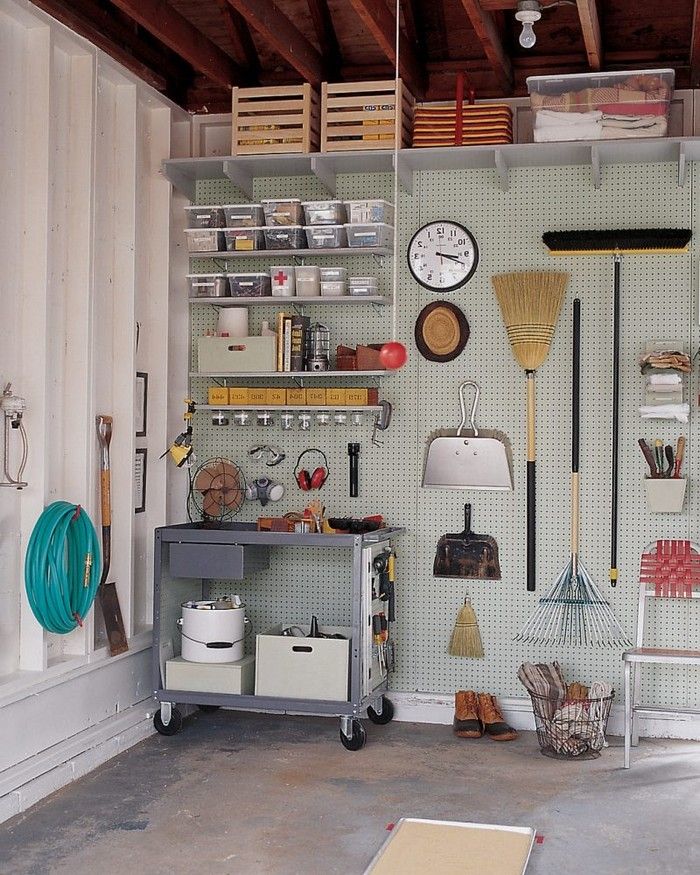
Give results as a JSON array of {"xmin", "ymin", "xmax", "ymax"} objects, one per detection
[
  {"xmin": 188, "ymin": 247, "xmax": 391, "ymax": 259},
  {"xmin": 190, "ymin": 371, "xmax": 390, "ymax": 379},
  {"xmin": 164, "ymin": 137, "xmax": 699, "ymax": 197},
  {"xmin": 189, "ymin": 295, "xmax": 388, "ymax": 306},
  {"xmin": 197, "ymin": 405, "xmax": 381, "ymax": 412}
]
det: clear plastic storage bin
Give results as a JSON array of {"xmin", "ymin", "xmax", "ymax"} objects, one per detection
[
  {"xmin": 223, "ymin": 204, "xmax": 264, "ymax": 227},
  {"xmin": 228, "ymin": 273, "xmax": 272, "ymax": 297},
  {"xmin": 320, "ymin": 267, "xmax": 348, "ymax": 283},
  {"xmin": 263, "ymin": 226, "xmax": 306, "ymax": 250},
  {"xmin": 345, "ymin": 223, "xmax": 393, "ymax": 249},
  {"xmin": 185, "ymin": 228, "xmax": 224, "ymax": 252},
  {"xmin": 302, "ymin": 200, "xmax": 347, "ymax": 225},
  {"xmin": 348, "ymin": 276, "xmax": 379, "ymax": 296},
  {"xmin": 184, "ymin": 205, "xmax": 225, "ymax": 229},
  {"xmin": 345, "ymin": 200, "xmax": 394, "ymax": 225},
  {"xmin": 305, "ymin": 225, "xmax": 348, "ymax": 249},
  {"xmin": 223, "ymin": 227, "xmax": 266, "ymax": 252},
  {"xmin": 262, "ymin": 199, "xmax": 304, "ymax": 226},
  {"xmin": 187, "ymin": 274, "xmax": 229, "ymax": 297},
  {"xmin": 321, "ymin": 281, "xmax": 347, "ymax": 296}
]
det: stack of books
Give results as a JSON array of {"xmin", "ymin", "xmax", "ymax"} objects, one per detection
[{"xmin": 276, "ymin": 313, "xmax": 310, "ymax": 372}]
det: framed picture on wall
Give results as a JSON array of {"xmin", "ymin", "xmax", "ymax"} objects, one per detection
[
  {"xmin": 135, "ymin": 372, "xmax": 148, "ymax": 438},
  {"xmin": 134, "ymin": 448, "xmax": 147, "ymax": 514}
]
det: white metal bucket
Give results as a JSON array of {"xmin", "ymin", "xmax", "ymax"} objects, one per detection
[{"xmin": 179, "ymin": 599, "xmax": 247, "ymax": 663}]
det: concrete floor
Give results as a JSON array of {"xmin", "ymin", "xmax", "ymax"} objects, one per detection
[{"xmin": 1, "ymin": 710, "xmax": 699, "ymax": 875}]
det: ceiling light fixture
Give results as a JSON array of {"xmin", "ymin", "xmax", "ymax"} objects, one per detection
[{"xmin": 515, "ymin": 0, "xmax": 542, "ymax": 49}]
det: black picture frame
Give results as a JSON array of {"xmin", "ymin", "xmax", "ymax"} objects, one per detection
[
  {"xmin": 135, "ymin": 372, "xmax": 148, "ymax": 438},
  {"xmin": 134, "ymin": 448, "xmax": 147, "ymax": 514}
]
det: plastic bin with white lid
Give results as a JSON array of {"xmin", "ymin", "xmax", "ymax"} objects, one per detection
[
  {"xmin": 263, "ymin": 226, "xmax": 306, "ymax": 250},
  {"xmin": 223, "ymin": 227, "xmax": 266, "ymax": 251},
  {"xmin": 185, "ymin": 228, "xmax": 224, "ymax": 252},
  {"xmin": 320, "ymin": 267, "xmax": 348, "ymax": 282},
  {"xmin": 305, "ymin": 225, "xmax": 348, "ymax": 249},
  {"xmin": 527, "ymin": 69, "xmax": 674, "ymax": 143},
  {"xmin": 187, "ymin": 274, "xmax": 229, "ymax": 298},
  {"xmin": 345, "ymin": 223, "xmax": 393, "ymax": 249},
  {"xmin": 223, "ymin": 204, "xmax": 264, "ymax": 227},
  {"xmin": 302, "ymin": 200, "xmax": 347, "ymax": 225},
  {"xmin": 321, "ymin": 281, "xmax": 347, "ymax": 297},
  {"xmin": 346, "ymin": 200, "xmax": 394, "ymax": 225},
  {"xmin": 227, "ymin": 273, "xmax": 272, "ymax": 297},
  {"xmin": 185, "ymin": 205, "xmax": 226, "ymax": 229},
  {"xmin": 262, "ymin": 199, "xmax": 304, "ymax": 226},
  {"xmin": 348, "ymin": 276, "xmax": 379, "ymax": 296}
]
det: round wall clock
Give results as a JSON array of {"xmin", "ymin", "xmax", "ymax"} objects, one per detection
[{"xmin": 407, "ymin": 220, "xmax": 479, "ymax": 292}]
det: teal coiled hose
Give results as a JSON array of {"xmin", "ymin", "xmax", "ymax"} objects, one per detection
[{"xmin": 24, "ymin": 501, "xmax": 102, "ymax": 634}]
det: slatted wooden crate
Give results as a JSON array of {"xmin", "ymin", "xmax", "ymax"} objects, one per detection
[
  {"xmin": 321, "ymin": 79, "xmax": 414, "ymax": 152},
  {"xmin": 231, "ymin": 84, "xmax": 320, "ymax": 155}
]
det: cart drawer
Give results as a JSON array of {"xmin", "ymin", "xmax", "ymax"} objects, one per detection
[{"xmin": 169, "ymin": 542, "xmax": 269, "ymax": 580}]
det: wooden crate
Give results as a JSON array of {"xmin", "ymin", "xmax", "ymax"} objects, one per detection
[
  {"xmin": 321, "ymin": 79, "xmax": 414, "ymax": 152},
  {"xmin": 232, "ymin": 84, "xmax": 319, "ymax": 155}
]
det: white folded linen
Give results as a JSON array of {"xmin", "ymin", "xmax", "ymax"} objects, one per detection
[
  {"xmin": 535, "ymin": 109, "xmax": 602, "ymax": 128},
  {"xmin": 647, "ymin": 373, "xmax": 682, "ymax": 385},
  {"xmin": 534, "ymin": 124, "xmax": 601, "ymax": 142},
  {"xmin": 601, "ymin": 118, "xmax": 667, "ymax": 139},
  {"xmin": 639, "ymin": 403, "xmax": 689, "ymax": 423},
  {"xmin": 601, "ymin": 114, "xmax": 661, "ymax": 129}
]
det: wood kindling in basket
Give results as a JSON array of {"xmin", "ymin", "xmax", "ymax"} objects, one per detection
[
  {"xmin": 321, "ymin": 79, "xmax": 414, "ymax": 152},
  {"xmin": 232, "ymin": 83, "xmax": 320, "ymax": 155}
]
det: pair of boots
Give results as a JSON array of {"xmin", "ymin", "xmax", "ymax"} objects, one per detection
[{"xmin": 454, "ymin": 691, "xmax": 517, "ymax": 741}]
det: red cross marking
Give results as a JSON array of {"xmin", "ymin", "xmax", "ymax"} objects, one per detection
[{"xmin": 273, "ymin": 271, "xmax": 287, "ymax": 286}]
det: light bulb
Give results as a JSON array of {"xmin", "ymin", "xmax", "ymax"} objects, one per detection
[{"xmin": 519, "ymin": 20, "xmax": 536, "ymax": 48}]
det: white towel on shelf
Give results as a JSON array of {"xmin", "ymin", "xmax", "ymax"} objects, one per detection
[
  {"xmin": 601, "ymin": 114, "xmax": 661, "ymax": 129},
  {"xmin": 535, "ymin": 109, "xmax": 602, "ymax": 128},
  {"xmin": 534, "ymin": 124, "xmax": 601, "ymax": 143},
  {"xmin": 647, "ymin": 373, "xmax": 682, "ymax": 385},
  {"xmin": 601, "ymin": 118, "xmax": 667, "ymax": 139},
  {"xmin": 639, "ymin": 403, "xmax": 689, "ymax": 423}
]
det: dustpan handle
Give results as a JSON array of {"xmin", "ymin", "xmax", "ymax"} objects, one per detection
[{"xmin": 457, "ymin": 381, "xmax": 479, "ymax": 437}]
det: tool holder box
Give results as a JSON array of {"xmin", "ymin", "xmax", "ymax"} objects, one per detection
[{"xmin": 152, "ymin": 523, "xmax": 403, "ymax": 749}]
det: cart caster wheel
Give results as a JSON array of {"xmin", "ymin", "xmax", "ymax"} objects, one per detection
[
  {"xmin": 367, "ymin": 697, "xmax": 394, "ymax": 725},
  {"xmin": 154, "ymin": 707, "xmax": 183, "ymax": 736},
  {"xmin": 198, "ymin": 704, "xmax": 220, "ymax": 713},
  {"xmin": 340, "ymin": 720, "xmax": 366, "ymax": 751}
]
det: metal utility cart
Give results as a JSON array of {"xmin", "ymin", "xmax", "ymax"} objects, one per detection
[{"xmin": 152, "ymin": 522, "xmax": 404, "ymax": 749}]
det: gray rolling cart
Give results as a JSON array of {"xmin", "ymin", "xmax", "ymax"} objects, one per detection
[{"xmin": 152, "ymin": 522, "xmax": 404, "ymax": 749}]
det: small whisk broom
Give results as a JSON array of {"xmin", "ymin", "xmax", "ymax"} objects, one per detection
[
  {"xmin": 515, "ymin": 299, "xmax": 630, "ymax": 647},
  {"xmin": 492, "ymin": 271, "xmax": 568, "ymax": 592},
  {"xmin": 448, "ymin": 593, "xmax": 484, "ymax": 658}
]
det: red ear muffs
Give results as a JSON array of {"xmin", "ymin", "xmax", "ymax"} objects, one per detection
[{"xmin": 294, "ymin": 449, "xmax": 329, "ymax": 491}]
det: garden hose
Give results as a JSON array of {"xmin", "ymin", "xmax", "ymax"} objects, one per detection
[{"xmin": 24, "ymin": 501, "xmax": 102, "ymax": 634}]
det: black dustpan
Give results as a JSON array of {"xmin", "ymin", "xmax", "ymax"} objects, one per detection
[{"xmin": 434, "ymin": 504, "xmax": 501, "ymax": 580}]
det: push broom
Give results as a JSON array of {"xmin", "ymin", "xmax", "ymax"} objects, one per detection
[
  {"xmin": 492, "ymin": 271, "xmax": 568, "ymax": 591},
  {"xmin": 543, "ymin": 229, "xmax": 691, "ymax": 589},
  {"xmin": 516, "ymin": 299, "xmax": 629, "ymax": 647}
]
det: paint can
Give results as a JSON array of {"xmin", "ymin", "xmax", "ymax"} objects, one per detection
[{"xmin": 178, "ymin": 598, "xmax": 247, "ymax": 663}]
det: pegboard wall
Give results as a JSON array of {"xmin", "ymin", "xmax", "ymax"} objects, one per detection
[{"xmin": 184, "ymin": 159, "xmax": 700, "ymax": 706}]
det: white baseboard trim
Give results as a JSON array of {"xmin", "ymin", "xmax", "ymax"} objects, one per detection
[
  {"xmin": 0, "ymin": 700, "xmax": 154, "ymax": 824},
  {"xmin": 389, "ymin": 692, "xmax": 700, "ymax": 741}
]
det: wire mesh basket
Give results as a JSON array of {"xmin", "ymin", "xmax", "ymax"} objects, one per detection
[{"xmin": 528, "ymin": 691, "xmax": 614, "ymax": 760}]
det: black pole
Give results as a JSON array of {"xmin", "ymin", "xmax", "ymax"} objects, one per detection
[
  {"xmin": 573, "ymin": 299, "xmax": 580, "ymax": 474},
  {"xmin": 610, "ymin": 257, "xmax": 621, "ymax": 587}
]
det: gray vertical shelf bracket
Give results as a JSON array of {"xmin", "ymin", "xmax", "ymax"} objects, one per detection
[
  {"xmin": 393, "ymin": 153, "xmax": 413, "ymax": 195},
  {"xmin": 223, "ymin": 159, "xmax": 254, "ymax": 199},
  {"xmin": 590, "ymin": 145, "xmax": 602, "ymax": 189},
  {"xmin": 678, "ymin": 142, "xmax": 688, "ymax": 187},
  {"xmin": 494, "ymin": 149, "xmax": 509, "ymax": 191},
  {"xmin": 310, "ymin": 156, "xmax": 337, "ymax": 197},
  {"xmin": 162, "ymin": 165, "xmax": 196, "ymax": 201}
]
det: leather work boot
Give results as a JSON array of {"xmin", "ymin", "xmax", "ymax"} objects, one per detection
[
  {"xmin": 453, "ymin": 690, "xmax": 482, "ymax": 738},
  {"xmin": 477, "ymin": 693, "xmax": 518, "ymax": 741}
]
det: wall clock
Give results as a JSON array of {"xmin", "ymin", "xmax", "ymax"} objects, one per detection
[{"xmin": 407, "ymin": 220, "xmax": 479, "ymax": 292}]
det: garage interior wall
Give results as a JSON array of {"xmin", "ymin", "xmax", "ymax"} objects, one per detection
[{"xmin": 0, "ymin": 0, "xmax": 188, "ymax": 820}]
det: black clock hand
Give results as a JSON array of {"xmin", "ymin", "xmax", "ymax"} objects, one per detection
[{"xmin": 435, "ymin": 252, "xmax": 465, "ymax": 265}]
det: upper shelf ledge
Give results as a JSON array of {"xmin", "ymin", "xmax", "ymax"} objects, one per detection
[{"xmin": 163, "ymin": 138, "xmax": 700, "ymax": 199}]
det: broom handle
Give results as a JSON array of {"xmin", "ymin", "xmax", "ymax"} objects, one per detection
[
  {"xmin": 610, "ymin": 256, "xmax": 621, "ymax": 587},
  {"xmin": 571, "ymin": 299, "xmax": 581, "ymax": 568},
  {"xmin": 526, "ymin": 371, "xmax": 536, "ymax": 591}
]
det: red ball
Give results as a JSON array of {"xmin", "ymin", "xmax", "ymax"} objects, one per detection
[{"xmin": 379, "ymin": 341, "xmax": 408, "ymax": 370}]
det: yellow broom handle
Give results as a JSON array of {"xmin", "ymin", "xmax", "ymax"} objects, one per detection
[{"xmin": 571, "ymin": 471, "xmax": 579, "ymax": 556}]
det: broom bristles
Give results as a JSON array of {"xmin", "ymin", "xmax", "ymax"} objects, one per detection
[
  {"xmin": 492, "ymin": 271, "xmax": 569, "ymax": 371},
  {"xmin": 448, "ymin": 601, "xmax": 484, "ymax": 658}
]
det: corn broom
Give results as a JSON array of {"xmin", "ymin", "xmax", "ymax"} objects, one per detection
[
  {"xmin": 448, "ymin": 594, "xmax": 484, "ymax": 658},
  {"xmin": 492, "ymin": 271, "xmax": 568, "ymax": 592}
]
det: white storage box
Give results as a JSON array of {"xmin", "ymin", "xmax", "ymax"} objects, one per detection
[
  {"xmin": 348, "ymin": 276, "xmax": 379, "ymax": 296},
  {"xmin": 262, "ymin": 198, "xmax": 304, "ymax": 226},
  {"xmin": 527, "ymin": 69, "xmax": 674, "ymax": 143},
  {"xmin": 223, "ymin": 204, "xmax": 264, "ymax": 227},
  {"xmin": 263, "ymin": 226, "xmax": 306, "ymax": 250},
  {"xmin": 269, "ymin": 266, "xmax": 296, "ymax": 297},
  {"xmin": 198, "ymin": 336, "xmax": 276, "ymax": 373},
  {"xmin": 346, "ymin": 200, "xmax": 394, "ymax": 225},
  {"xmin": 346, "ymin": 223, "xmax": 393, "ymax": 249},
  {"xmin": 302, "ymin": 200, "xmax": 347, "ymax": 225},
  {"xmin": 644, "ymin": 477, "xmax": 687, "ymax": 513},
  {"xmin": 165, "ymin": 655, "xmax": 255, "ymax": 695},
  {"xmin": 255, "ymin": 624, "xmax": 351, "ymax": 701},
  {"xmin": 187, "ymin": 274, "xmax": 229, "ymax": 298},
  {"xmin": 228, "ymin": 273, "xmax": 272, "ymax": 297},
  {"xmin": 305, "ymin": 225, "xmax": 347, "ymax": 249},
  {"xmin": 321, "ymin": 281, "xmax": 347, "ymax": 296},
  {"xmin": 223, "ymin": 227, "xmax": 266, "ymax": 251},
  {"xmin": 185, "ymin": 228, "xmax": 224, "ymax": 252},
  {"xmin": 320, "ymin": 267, "xmax": 348, "ymax": 283},
  {"xmin": 185, "ymin": 205, "xmax": 225, "ymax": 229}
]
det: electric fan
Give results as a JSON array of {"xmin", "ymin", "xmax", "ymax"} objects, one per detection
[{"xmin": 188, "ymin": 457, "xmax": 246, "ymax": 526}]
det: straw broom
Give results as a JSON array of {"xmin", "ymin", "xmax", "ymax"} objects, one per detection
[
  {"xmin": 491, "ymin": 271, "xmax": 568, "ymax": 592},
  {"xmin": 448, "ymin": 594, "xmax": 484, "ymax": 657}
]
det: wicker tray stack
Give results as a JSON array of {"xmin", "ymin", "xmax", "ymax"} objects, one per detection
[{"xmin": 412, "ymin": 103, "xmax": 513, "ymax": 148}]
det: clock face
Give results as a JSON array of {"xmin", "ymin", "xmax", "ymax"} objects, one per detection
[{"xmin": 407, "ymin": 221, "xmax": 479, "ymax": 292}]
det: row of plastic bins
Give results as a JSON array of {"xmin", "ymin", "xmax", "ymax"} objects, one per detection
[
  {"xmin": 185, "ymin": 223, "xmax": 393, "ymax": 253},
  {"xmin": 186, "ymin": 199, "xmax": 394, "ymax": 229}
]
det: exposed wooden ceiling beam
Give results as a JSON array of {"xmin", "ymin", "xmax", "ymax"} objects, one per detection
[
  {"xmin": 215, "ymin": 0, "xmax": 259, "ymax": 83},
  {"xmin": 691, "ymin": 0, "xmax": 700, "ymax": 86},
  {"xmin": 576, "ymin": 0, "xmax": 602, "ymax": 70},
  {"xmin": 108, "ymin": 0, "xmax": 239, "ymax": 89},
  {"xmin": 456, "ymin": 0, "xmax": 513, "ymax": 94},
  {"xmin": 346, "ymin": 0, "xmax": 426, "ymax": 97},
  {"xmin": 225, "ymin": 0, "xmax": 325, "ymax": 85},
  {"xmin": 401, "ymin": 0, "xmax": 426, "ymax": 57},
  {"xmin": 307, "ymin": 0, "xmax": 342, "ymax": 76}
]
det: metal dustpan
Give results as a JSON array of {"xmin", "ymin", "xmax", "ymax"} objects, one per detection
[{"xmin": 423, "ymin": 381, "xmax": 513, "ymax": 491}]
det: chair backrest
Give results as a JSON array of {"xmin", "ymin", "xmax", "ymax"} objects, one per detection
[{"xmin": 636, "ymin": 539, "xmax": 700, "ymax": 647}]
